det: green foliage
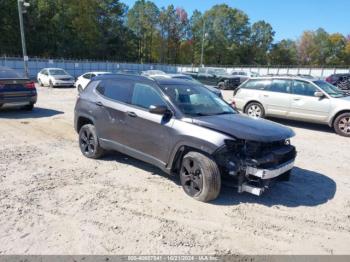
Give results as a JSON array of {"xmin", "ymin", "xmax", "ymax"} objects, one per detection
[{"xmin": 0, "ymin": 1, "xmax": 349, "ymax": 66}]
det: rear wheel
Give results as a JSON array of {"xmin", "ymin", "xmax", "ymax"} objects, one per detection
[
  {"xmin": 79, "ymin": 124, "xmax": 105, "ymax": 159},
  {"xmin": 180, "ymin": 151, "xmax": 221, "ymax": 202},
  {"xmin": 334, "ymin": 113, "xmax": 350, "ymax": 137},
  {"xmin": 245, "ymin": 102, "xmax": 265, "ymax": 118}
]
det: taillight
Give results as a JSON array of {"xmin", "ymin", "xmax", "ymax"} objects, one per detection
[{"xmin": 25, "ymin": 81, "xmax": 36, "ymax": 89}]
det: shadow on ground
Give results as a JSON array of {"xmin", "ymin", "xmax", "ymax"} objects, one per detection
[
  {"xmin": 0, "ymin": 107, "xmax": 64, "ymax": 119},
  {"xmin": 268, "ymin": 117, "xmax": 334, "ymax": 134},
  {"xmin": 101, "ymin": 152, "xmax": 336, "ymax": 208},
  {"xmin": 214, "ymin": 167, "xmax": 336, "ymax": 207}
]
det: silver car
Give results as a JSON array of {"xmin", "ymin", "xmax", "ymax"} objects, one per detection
[{"xmin": 233, "ymin": 76, "xmax": 350, "ymax": 137}]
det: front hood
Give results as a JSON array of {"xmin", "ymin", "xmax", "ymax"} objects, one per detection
[
  {"xmin": 338, "ymin": 95, "xmax": 350, "ymax": 102},
  {"xmin": 192, "ymin": 113, "xmax": 295, "ymax": 142}
]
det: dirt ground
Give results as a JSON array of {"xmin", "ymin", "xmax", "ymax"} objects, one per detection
[{"xmin": 0, "ymin": 85, "xmax": 349, "ymax": 255}]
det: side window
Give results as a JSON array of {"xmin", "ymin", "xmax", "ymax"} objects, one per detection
[
  {"xmin": 292, "ymin": 81, "xmax": 317, "ymax": 96},
  {"xmin": 42, "ymin": 70, "xmax": 47, "ymax": 75},
  {"xmin": 131, "ymin": 83, "xmax": 166, "ymax": 109},
  {"xmin": 90, "ymin": 74, "xmax": 96, "ymax": 78},
  {"xmin": 266, "ymin": 79, "xmax": 292, "ymax": 93},
  {"xmin": 242, "ymin": 80, "xmax": 271, "ymax": 90},
  {"xmin": 97, "ymin": 79, "xmax": 133, "ymax": 103}
]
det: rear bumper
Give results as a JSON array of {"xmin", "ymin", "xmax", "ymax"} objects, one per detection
[{"xmin": 0, "ymin": 94, "xmax": 37, "ymax": 105}]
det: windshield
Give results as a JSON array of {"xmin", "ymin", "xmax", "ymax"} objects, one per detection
[
  {"xmin": 49, "ymin": 69, "xmax": 69, "ymax": 76},
  {"xmin": 314, "ymin": 80, "xmax": 346, "ymax": 98},
  {"xmin": 160, "ymin": 84, "xmax": 236, "ymax": 117}
]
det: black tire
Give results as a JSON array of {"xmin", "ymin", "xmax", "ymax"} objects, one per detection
[
  {"xmin": 277, "ymin": 170, "xmax": 291, "ymax": 182},
  {"xmin": 79, "ymin": 124, "xmax": 105, "ymax": 159},
  {"xmin": 23, "ymin": 103, "xmax": 34, "ymax": 111},
  {"xmin": 49, "ymin": 80, "xmax": 54, "ymax": 88},
  {"xmin": 180, "ymin": 151, "xmax": 221, "ymax": 202},
  {"xmin": 244, "ymin": 102, "xmax": 265, "ymax": 118},
  {"xmin": 334, "ymin": 112, "xmax": 350, "ymax": 137},
  {"xmin": 218, "ymin": 81, "xmax": 226, "ymax": 90}
]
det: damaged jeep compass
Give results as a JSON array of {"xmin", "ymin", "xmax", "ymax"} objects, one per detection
[{"xmin": 74, "ymin": 74, "xmax": 296, "ymax": 202}]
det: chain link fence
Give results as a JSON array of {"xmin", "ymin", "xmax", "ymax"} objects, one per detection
[{"xmin": 1, "ymin": 56, "xmax": 350, "ymax": 79}]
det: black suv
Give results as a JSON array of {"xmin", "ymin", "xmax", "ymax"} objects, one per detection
[
  {"xmin": 74, "ymin": 74, "xmax": 296, "ymax": 202},
  {"xmin": 326, "ymin": 74, "xmax": 350, "ymax": 90}
]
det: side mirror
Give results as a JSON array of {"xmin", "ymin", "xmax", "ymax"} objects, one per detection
[
  {"xmin": 314, "ymin": 91, "xmax": 325, "ymax": 98},
  {"xmin": 77, "ymin": 85, "xmax": 83, "ymax": 93},
  {"xmin": 149, "ymin": 105, "xmax": 171, "ymax": 115}
]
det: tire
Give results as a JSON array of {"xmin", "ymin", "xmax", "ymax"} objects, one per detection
[
  {"xmin": 245, "ymin": 102, "xmax": 265, "ymax": 118},
  {"xmin": 218, "ymin": 81, "xmax": 226, "ymax": 90},
  {"xmin": 334, "ymin": 112, "xmax": 350, "ymax": 137},
  {"xmin": 38, "ymin": 79, "xmax": 43, "ymax": 87},
  {"xmin": 79, "ymin": 124, "xmax": 105, "ymax": 159},
  {"xmin": 277, "ymin": 170, "xmax": 291, "ymax": 182},
  {"xmin": 23, "ymin": 103, "xmax": 34, "ymax": 111},
  {"xmin": 180, "ymin": 151, "xmax": 221, "ymax": 202}
]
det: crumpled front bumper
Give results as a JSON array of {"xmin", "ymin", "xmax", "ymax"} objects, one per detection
[{"xmin": 239, "ymin": 159, "xmax": 295, "ymax": 196}]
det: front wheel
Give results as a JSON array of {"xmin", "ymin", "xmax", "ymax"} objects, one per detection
[
  {"xmin": 23, "ymin": 103, "xmax": 34, "ymax": 111},
  {"xmin": 245, "ymin": 102, "xmax": 265, "ymax": 118},
  {"xmin": 180, "ymin": 151, "xmax": 221, "ymax": 202},
  {"xmin": 79, "ymin": 124, "xmax": 105, "ymax": 158},
  {"xmin": 334, "ymin": 113, "xmax": 350, "ymax": 137},
  {"xmin": 49, "ymin": 80, "xmax": 54, "ymax": 88}
]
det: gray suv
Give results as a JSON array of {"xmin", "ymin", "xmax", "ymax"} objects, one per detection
[
  {"xmin": 74, "ymin": 75, "xmax": 296, "ymax": 202},
  {"xmin": 234, "ymin": 77, "xmax": 350, "ymax": 137}
]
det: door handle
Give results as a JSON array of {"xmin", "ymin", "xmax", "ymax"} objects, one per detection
[
  {"xmin": 293, "ymin": 98, "xmax": 301, "ymax": 101},
  {"xmin": 127, "ymin": 111, "xmax": 137, "ymax": 118},
  {"xmin": 263, "ymin": 94, "xmax": 269, "ymax": 97},
  {"xmin": 95, "ymin": 101, "xmax": 103, "ymax": 107}
]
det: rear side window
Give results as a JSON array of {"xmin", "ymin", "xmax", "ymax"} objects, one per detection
[
  {"xmin": 131, "ymin": 83, "xmax": 166, "ymax": 109},
  {"xmin": 266, "ymin": 79, "xmax": 292, "ymax": 93},
  {"xmin": 242, "ymin": 79, "xmax": 271, "ymax": 90},
  {"xmin": 291, "ymin": 81, "xmax": 317, "ymax": 96},
  {"xmin": 96, "ymin": 79, "xmax": 133, "ymax": 103}
]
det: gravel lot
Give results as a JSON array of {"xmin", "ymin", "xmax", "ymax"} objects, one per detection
[{"xmin": 0, "ymin": 85, "xmax": 349, "ymax": 255}]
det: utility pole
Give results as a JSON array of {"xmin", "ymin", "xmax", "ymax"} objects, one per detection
[
  {"xmin": 200, "ymin": 19, "xmax": 206, "ymax": 67},
  {"xmin": 17, "ymin": 0, "xmax": 30, "ymax": 78}
]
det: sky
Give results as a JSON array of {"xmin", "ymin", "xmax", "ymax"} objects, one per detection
[{"xmin": 122, "ymin": 0, "xmax": 350, "ymax": 42}]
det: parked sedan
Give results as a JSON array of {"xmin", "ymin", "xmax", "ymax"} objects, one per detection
[
  {"xmin": 37, "ymin": 68, "xmax": 75, "ymax": 88},
  {"xmin": 0, "ymin": 66, "xmax": 37, "ymax": 110},
  {"xmin": 233, "ymin": 76, "xmax": 350, "ymax": 136},
  {"xmin": 75, "ymin": 71, "xmax": 111, "ymax": 92},
  {"xmin": 231, "ymin": 70, "xmax": 259, "ymax": 85}
]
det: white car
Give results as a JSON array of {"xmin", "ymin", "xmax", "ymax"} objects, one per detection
[
  {"xmin": 75, "ymin": 72, "xmax": 111, "ymax": 92},
  {"xmin": 141, "ymin": 70, "xmax": 168, "ymax": 77},
  {"xmin": 37, "ymin": 68, "xmax": 75, "ymax": 88}
]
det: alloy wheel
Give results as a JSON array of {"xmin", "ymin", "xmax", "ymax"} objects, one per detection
[
  {"xmin": 80, "ymin": 129, "xmax": 95, "ymax": 155},
  {"xmin": 180, "ymin": 158, "xmax": 203, "ymax": 197},
  {"xmin": 247, "ymin": 105, "xmax": 262, "ymax": 118},
  {"xmin": 338, "ymin": 116, "xmax": 350, "ymax": 135}
]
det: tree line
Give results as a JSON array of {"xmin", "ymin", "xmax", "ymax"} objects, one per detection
[{"xmin": 1, "ymin": 0, "xmax": 350, "ymax": 66}]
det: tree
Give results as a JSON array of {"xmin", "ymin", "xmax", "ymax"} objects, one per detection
[
  {"xmin": 269, "ymin": 40, "xmax": 298, "ymax": 65},
  {"xmin": 248, "ymin": 21, "xmax": 275, "ymax": 65}
]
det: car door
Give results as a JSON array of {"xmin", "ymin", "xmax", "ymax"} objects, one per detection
[
  {"xmin": 93, "ymin": 78, "xmax": 134, "ymax": 145},
  {"xmin": 259, "ymin": 79, "xmax": 292, "ymax": 117},
  {"xmin": 197, "ymin": 68, "xmax": 216, "ymax": 86},
  {"xmin": 124, "ymin": 81, "xmax": 175, "ymax": 165},
  {"xmin": 289, "ymin": 80, "xmax": 331, "ymax": 122}
]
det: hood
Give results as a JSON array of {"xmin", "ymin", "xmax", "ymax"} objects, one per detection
[
  {"xmin": 192, "ymin": 113, "xmax": 295, "ymax": 142},
  {"xmin": 338, "ymin": 95, "xmax": 350, "ymax": 102}
]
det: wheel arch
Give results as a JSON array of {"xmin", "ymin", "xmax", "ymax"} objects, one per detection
[
  {"xmin": 243, "ymin": 100, "xmax": 264, "ymax": 113},
  {"xmin": 330, "ymin": 110, "xmax": 350, "ymax": 127},
  {"xmin": 76, "ymin": 114, "xmax": 95, "ymax": 133}
]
